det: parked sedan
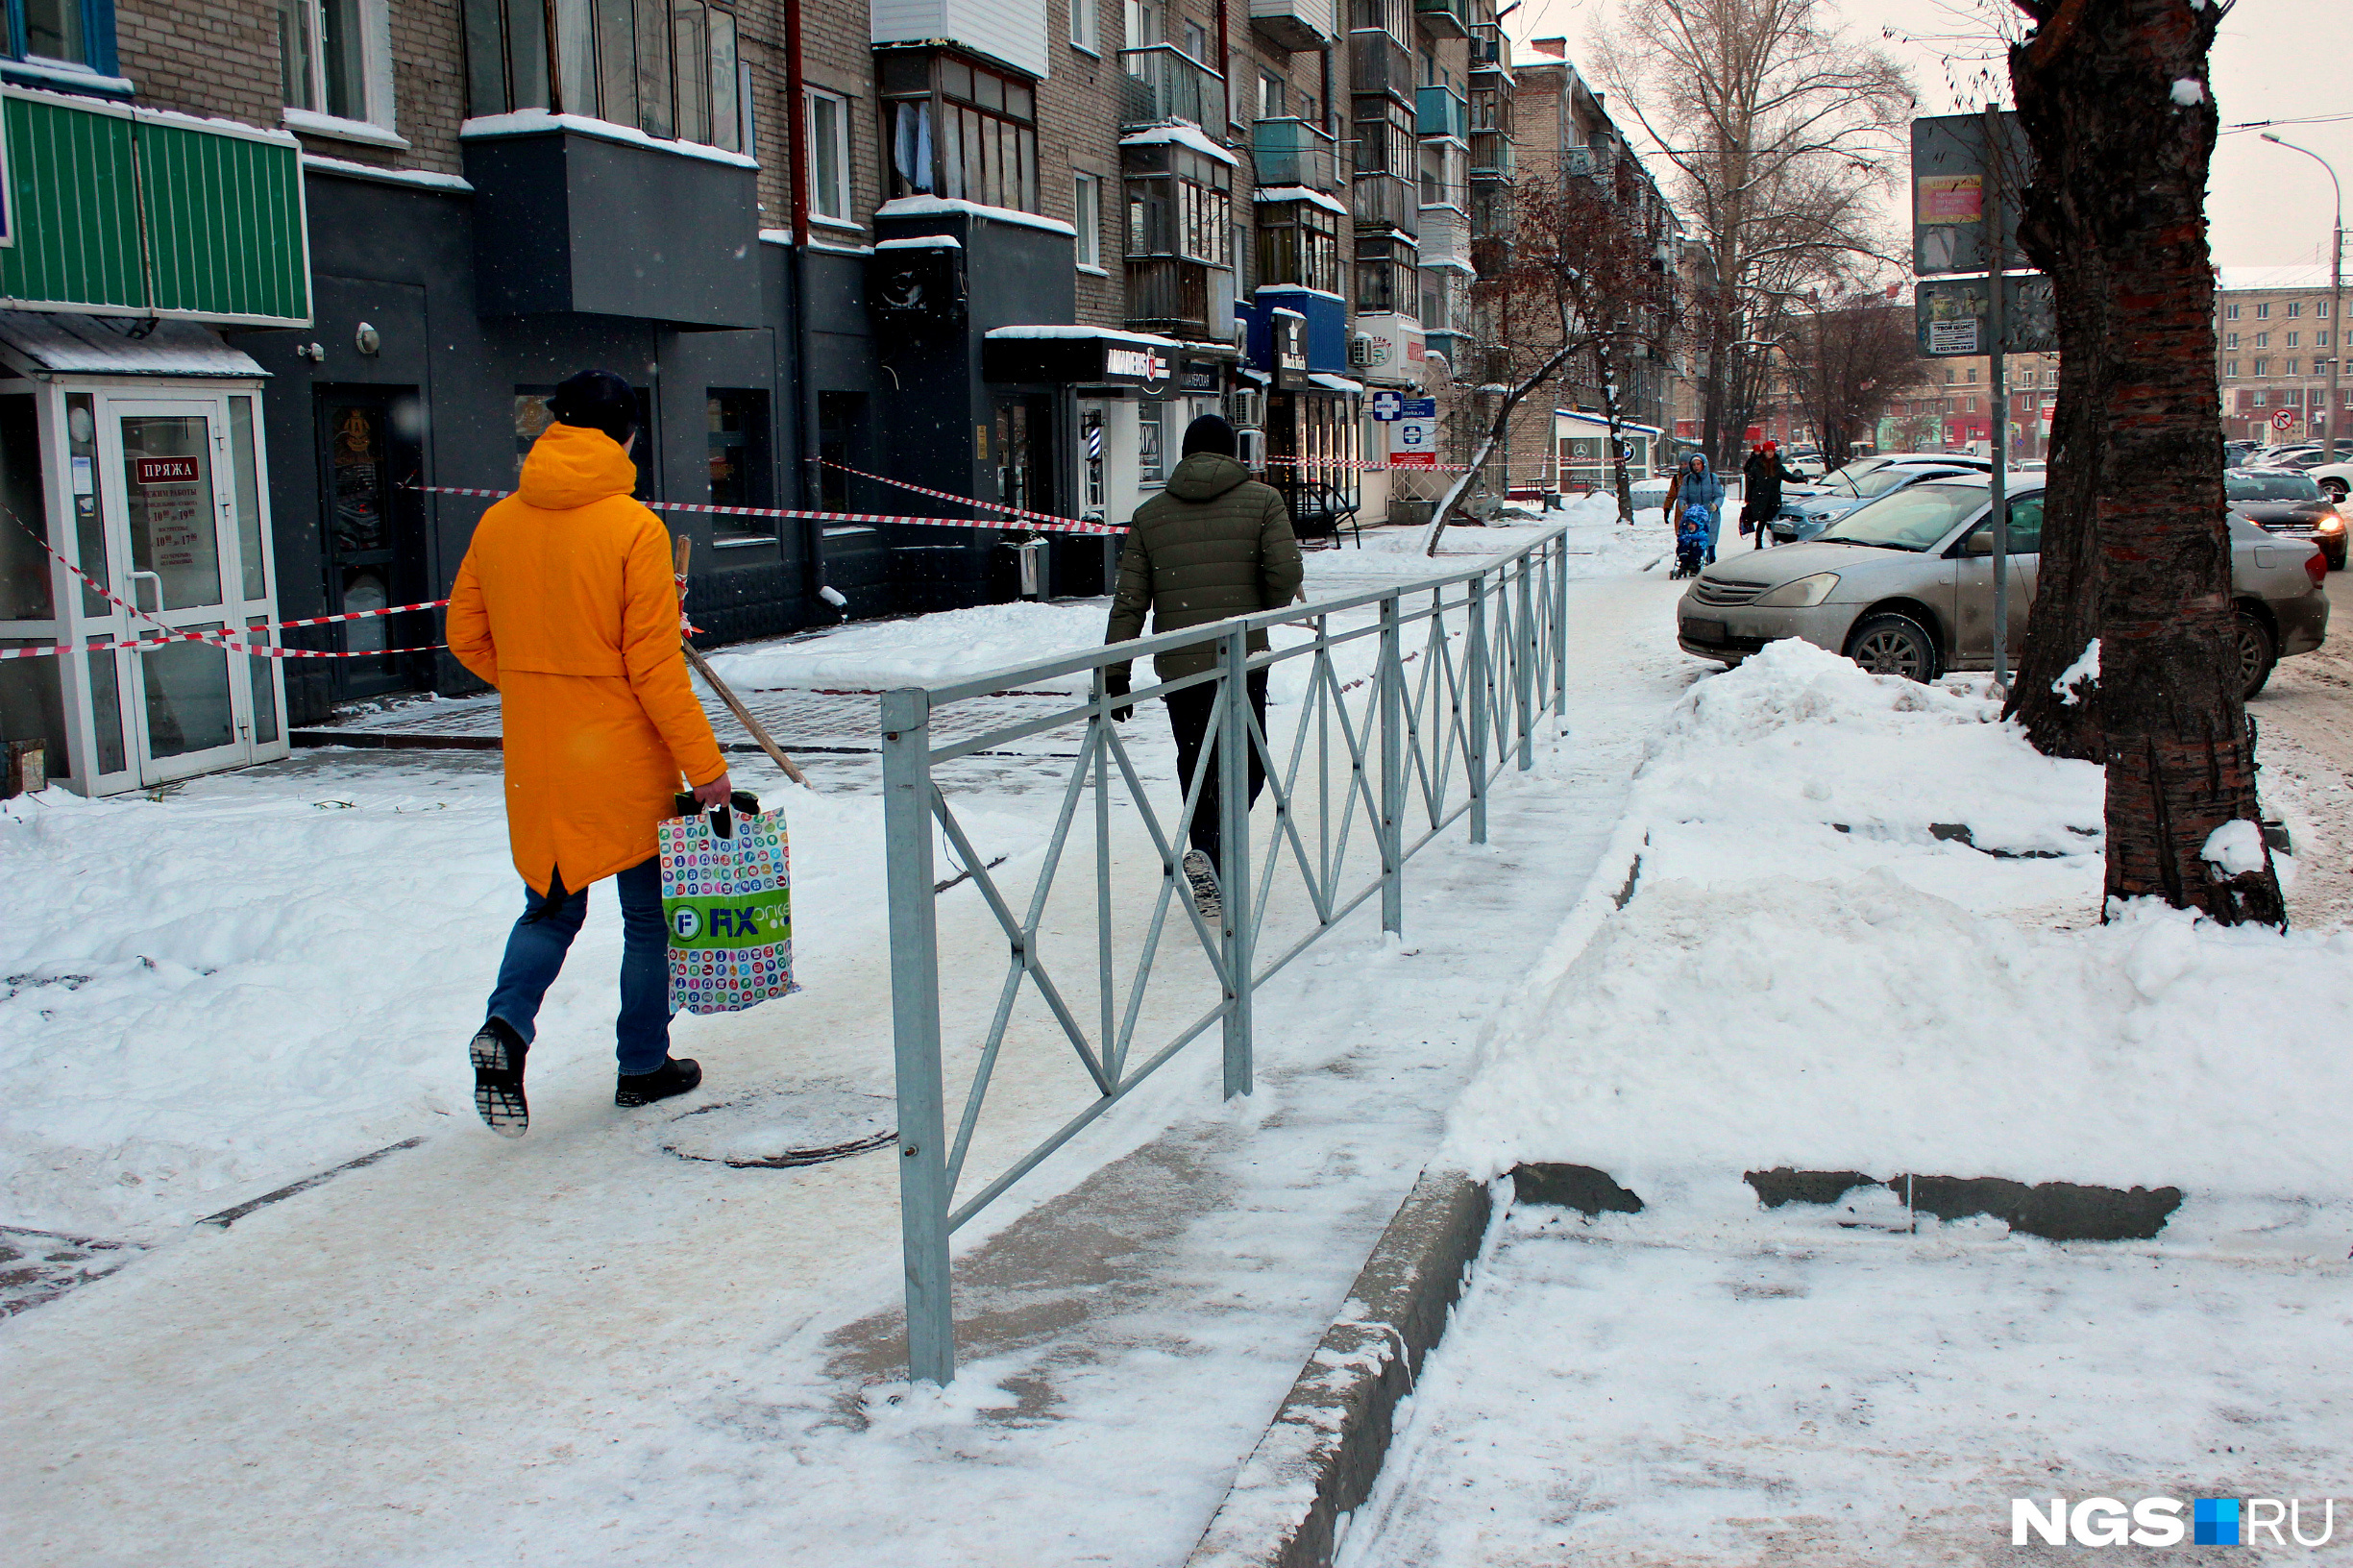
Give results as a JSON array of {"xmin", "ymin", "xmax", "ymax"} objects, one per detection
[
  {"xmin": 2308, "ymin": 460, "xmax": 2352, "ymax": 504},
  {"xmin": 1770, "ymin": 461, "xmax": 1982, "ymax": 542},
  {"xmin": 1678, "ymin": 476, "xmax": 2329, "ymax": 700},
  {"xmin": 2229, "ymin": 468, "xmax": 2346, "ymax": 569}
]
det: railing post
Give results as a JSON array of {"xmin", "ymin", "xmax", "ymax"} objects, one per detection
[
  {"xmin": 1551, "ymin": 535, "xmax": 1568, "ymax": 716},
  {"xmin": 1465, "ymin": 570, "xmax": 1488, "ymax": 845},
  {"xmin": 1514, "ymin": 552, "xmax": 1535, "ymax": 771},
  {"xmin": 881, "ymin": 687, "xmax": 954, "ymax": 1384},
  {"xmin": 1219, "ymin": 628, "xmax": 1254, "ymax": 1099},
  {"xmin": 1379, "ymin": 592, "xmax": 1405, "ymax": 934}
]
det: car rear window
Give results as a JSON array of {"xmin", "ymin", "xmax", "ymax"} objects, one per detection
[
  {"xmin": 2227, "ymin": 471, "xmax": 2324, "ymax": 502},
  {"xmin": 1817, "ymin": 482, "xmax": 1990, "ymax": 551}
]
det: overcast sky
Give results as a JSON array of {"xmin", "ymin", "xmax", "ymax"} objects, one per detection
[{"xmin": 1504, "ymin": 0, "xmax": 2353, "ymax": 272}]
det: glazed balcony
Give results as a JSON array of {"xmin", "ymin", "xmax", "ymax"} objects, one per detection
[
  {"xmin": 1416, "ymin": 85, "xmax": 1469, "ymax": 140},
  {"xmin": 1252, "ymin": 117, "xmax": 1341, "ymax": 192},
  {"xmin": 1413, "ymin": 0, "xmax": 1469, "ymax": 36}
]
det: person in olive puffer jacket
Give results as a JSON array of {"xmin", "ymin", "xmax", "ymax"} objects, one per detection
[{"xmin": 1103, "ymin": 414, "xmax": 1304, "ymax": 921}]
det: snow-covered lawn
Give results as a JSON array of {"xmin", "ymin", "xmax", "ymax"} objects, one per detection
[{"xmin": 1341, "ymin": 637, "xmax": 2353, "ymax": 1566}]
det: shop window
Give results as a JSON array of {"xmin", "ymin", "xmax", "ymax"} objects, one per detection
[
  {"xmin": 1139, "ymin": 404, "xmax": 1164, "ymax": 484},
  {"xmin": 807, "ymin": 88, "xmax": 851, "ymax": 222},
  {"xmin": 707, "ymin": 390, "xmax": 772, "ymax": 543},
  {"xmin": 881, "ymin": 48, "xmax": 1040, "ymax": 212},
  {"xmin": 0, "ymin": 396, "xmax": 48, "ymax": 622},
  {"xmin": 1256, "ymin": 198, "xmax": 1340, "ymax": 293},
  {"xmin": 466, "ymin": 0, "xmax": 743, "ymax": 151}
]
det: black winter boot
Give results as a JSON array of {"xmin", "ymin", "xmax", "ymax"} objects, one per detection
[
  {"xmin": 615, "ymin": 1057, "xmax": 703, "ymax": 1109},
  {"xmin": 471, "ymin": 1017, "xmax": 529, "ymax": 1138}
]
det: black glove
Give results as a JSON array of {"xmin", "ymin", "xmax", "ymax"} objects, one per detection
[{"xmin": 1103, "ymin": 667, "xmax": 1134, "ymax": 723}]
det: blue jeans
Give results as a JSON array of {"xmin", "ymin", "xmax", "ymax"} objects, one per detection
[{"xmin": 484, "ymin": 857, "xmax": 672, "ymax": 1075}]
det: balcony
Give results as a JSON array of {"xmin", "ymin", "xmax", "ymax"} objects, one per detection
[
  {"xmin": 1120, "ymin": 45, "xmax": 1228, "ymax": 135},
  {"xmin": 1413, "ymin": 0, "xmax": 1469, "ymax": 36},
  {"xmin": 1250, "ymin": 0, "xmax": 1336, "ymax": 50},
  {"xmin": 1126, "ymin": 257, "xmax": 1235, "ymax": 341},
  {"xmin": 1352, "ymin": 172, "xmax": 1418, "ymax": 236},
  {"xmin": 1469, "ymin": 130, "xmax": 1514, "ymax": 183},
  {"xmin": 1253, "ymin": 117, "xmax": 1342, "ymax": 192},
  {"xmin": 1562, "ymin": 143, "xmax": 1616, "ymax": 184},
  {"xmin": 1417, "ymin": 205, "xmax": 1471, "ymax": 271},
  {"xmin": 1416, "ymin": 85, "xmax": 1469, "ymax": 140},
  {"xmin": 1349, "ymin": 31, "xmax": 1414, "ymax": 105}
]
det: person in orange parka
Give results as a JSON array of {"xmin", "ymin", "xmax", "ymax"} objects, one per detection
[{"xmin": 447, "ymin": 369, "xmax": 731, "ymax": 1137}]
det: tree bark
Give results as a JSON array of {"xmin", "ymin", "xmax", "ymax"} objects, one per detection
[{"xmin": 2006, "ymin": 0, "xmax": 2283, "ymax": 925}]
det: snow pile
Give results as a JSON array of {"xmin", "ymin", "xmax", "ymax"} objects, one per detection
[{"xmin": 1444, "ymin": 637, "xmax": 2352, "ymax": 1199}]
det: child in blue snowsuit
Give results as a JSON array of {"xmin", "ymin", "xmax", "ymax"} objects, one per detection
[{"xmin": 1674, "ymin": 503, "xmax": 1710, "ymax": 578}]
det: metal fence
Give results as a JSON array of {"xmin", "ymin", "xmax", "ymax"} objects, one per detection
[{"xmin": 880, "ymin": 526, "xmax": 1573, "ymax": 1382}]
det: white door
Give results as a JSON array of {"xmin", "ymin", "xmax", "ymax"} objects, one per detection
[{"xmin": 104, "ymin": 400, "xmax": 257, "ymax": 785}]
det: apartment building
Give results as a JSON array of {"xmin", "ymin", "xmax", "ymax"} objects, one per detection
[
  {"xmin": 1875, "ymin": 353, "xmax": 2060, "ymax": 459},
  {"xmin": 2214, "ymin": 264, "xmax": 2345, "ymax": 448},
  {"xmin": 0, "ymin": 0, "xmax": 1532, "ymax": 796}
]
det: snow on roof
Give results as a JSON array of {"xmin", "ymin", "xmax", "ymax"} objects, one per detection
[
  {"xmin": 874, "ymin": 234, "xmax": 962, "ymax": 250},
  {"xmin": 2217, "ymin": 265, "xmax": 2336, "ymax": 293},
  {"xmin": 458, "ymin": 110, "xmax": 759, "ymax": 169},
  {"xmin": 1255, "ymin": 283, "xmax": 1345, "ymax": 303},
  {"xmin": 1553, "ymin": 408, "xmax": 1662, "ymax": 435},
  {"xmin": 1308, "ymin": 373, "xmax": 1365, "ymax": 396},
  {"xmin": 1117, "ymin": 123, "xmax": 1239, "ymax": 167},
  {"xmin": 1253, "ymin": 184, "xmax": 1348, "ymax": 216},
  {"xmin": 984, "ymin": 325, "xmax": 1183, "ymax": 348},
  {"xmin": 302, "ymin": 155, "xmax": 474, "ymax": 192},
  {"xmin": 874, "ymin": 196, "xmax": 1078, "ymax": 236},
  {"xmin": 0, "ymin": 312, "xmax": 270, "ymax": 379}
]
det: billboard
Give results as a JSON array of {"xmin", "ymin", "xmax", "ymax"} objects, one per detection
[
  {"xmin": 1916, "ymin": 275, "xmax": 2058, "ymax": 356},
  {"xmin": 1912, "ymin": 112, "xmax": 2032, "ymax": 277}
]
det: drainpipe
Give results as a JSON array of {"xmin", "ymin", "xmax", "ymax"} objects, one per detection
[
  {"xmin": 784, "ymin": 0, "xmax": 827, "ymax": 614},
  {"xmin": 1215, "ymin": 0, "xmax": 1231, "ymax": 124}
]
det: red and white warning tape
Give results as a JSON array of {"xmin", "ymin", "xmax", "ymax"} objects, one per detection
[
  {"xmin": 1265, "ymin": 455, "xmax": 1478, "ymax": 474},
  {"xmin": 816, "ymin": 458, "xmax": 1102, "ymax": 531},
  {"xmin": 407, "ymin": 482, "xmax": 1128, "ymax": 538}
]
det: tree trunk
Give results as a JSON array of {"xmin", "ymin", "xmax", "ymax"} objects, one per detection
[
  {"xmin": 1421, "ymin": 342, "xmax": 1579, "ymax": 555},
  {"xmin": 2006, "ymin": 0, "xmax": 2283, "ymax": 925}
]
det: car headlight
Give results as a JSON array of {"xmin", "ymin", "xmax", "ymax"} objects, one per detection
[
  {"xmin": 1754, "ymin": 572, "xmax": 1840, "ymax": 608},
  {"xmin": 2317, "ymin": 510, "xmax": 2346, "ymax": 535}
]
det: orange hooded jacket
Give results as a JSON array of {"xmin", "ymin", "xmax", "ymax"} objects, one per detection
[{"xmin": 447, "ymin": 423, "xmax": 726, "ymax": 894}]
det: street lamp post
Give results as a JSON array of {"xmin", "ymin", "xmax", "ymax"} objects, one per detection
[{"xmin": 2262, "ymin": 134, "xmax": 2344, "ymax": 462}]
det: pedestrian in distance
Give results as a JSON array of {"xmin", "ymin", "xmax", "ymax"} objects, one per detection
[
  {"xmin": 1102, "ymin": 414, "xmax": 1305, "ymax": 923},
  {"xmin": 1662, "ymin": 453, "xmax": 1726, "ymax": 565},
  {"xmin": 447, "ymin": 369, "xmax": 729, "ymax": 1138},
  {"xmin": 1741, "ymin": 440, "xmax": 1804, "ymax": 550}
]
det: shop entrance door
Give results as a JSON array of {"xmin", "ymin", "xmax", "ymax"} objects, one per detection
[
  {"xmin": 106, "ymin": 400, "xmax": 260, "ymax": 785},
  {"xmin": 317, "ymin": 389, "xmax": 426, "ymax": 699}
]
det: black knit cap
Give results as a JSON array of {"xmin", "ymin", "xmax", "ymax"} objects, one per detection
[
  {"xmin": 1181, "ymin": 413, "xmax": 1238, "ymax": 458},
  {"xmin": 547, "ymin": 369, "xmax": 637, "ymax": 446}
]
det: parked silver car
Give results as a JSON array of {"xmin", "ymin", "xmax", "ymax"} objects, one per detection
[
  {"xmin": 1770, "ymin": 460, "xmax": 1983, "ymax": 542},
  {"xmin": 1678, "ymin": 475, "xmax": 2330, "ymax": 699}
]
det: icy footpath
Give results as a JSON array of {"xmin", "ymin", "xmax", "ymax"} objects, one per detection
[{"xmin": 1337, "ymin": 638, "xmax": 2353, "ymax": 1568}]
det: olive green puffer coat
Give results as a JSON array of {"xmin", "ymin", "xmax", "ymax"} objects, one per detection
[{"xmin": 1105, "ymin": 453, "xmax": 1306, "ymax": 682}]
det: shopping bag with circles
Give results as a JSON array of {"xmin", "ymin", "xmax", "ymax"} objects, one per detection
[{"xmin": 659, "ymin": 790, "xmax": 798, "ymax": 1015}]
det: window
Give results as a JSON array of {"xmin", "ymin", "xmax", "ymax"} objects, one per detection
[
  {"xmin": 2287, "ymin": 359, "xmax": 2301, "ymax": 376},
  {"xmin": 1138, "ymin": 404, "xmax": 1164, "ymax": 484},
  {"xmin": 1182, "ymin": 21, "xmax": 1207, "ymax": 60},
  {"xmin": 1944, "ymin": 368, "xmax": 1955, "ymax": 384},
  {"xmin": 1354, "ymin": 233, "xmax": 1415, "ymax": 313},
  {"xmin": 11, "ymin": 0, "xmax": 113, "ymax": 69},
  {"xmin": 1123, "ymin": 142, "xmax": 1232, "ymax": 262},
  {"xmin": 466, "ymin": 0, "xmax": 743, "ymax": 150},
  {"xmin": 2319, "ymin": 331, "xmax": 2333, "ymax": 349},
  {"xmin": 2256, "ymin": 302, "xmax": 2270, "ymax": 319},
  {"xmin": 1259, "ymin": 70, "xmax": 1285, "ymax": 119},
  {"xmin": 2255, "ymin": 332, "xmax": 2268, "ymax": 348},
  {"xmin": 706, "ymin": 390, "xmax": 772, "ymax": 543},
  {"xmin": 280, "ymin": 0, "xmax": 372, "ymax": 121},
  {"xmin": 2254, "ymin": 358, "xmax": 2269, "ymax": 377},
  {"xmin": 881, "ymin": 48, "xmax": 1040, "ymax": 212},
  {"xmin": 2253, "ymin": 389, "xmax": 2269, "ymax": 407},
  {"xmin": 1256, "ymin": 197, "xmax": 1340, "ymax": 292},
  {"xmin": 2321, "ymin": 300, "xmax": 2333, "ymax": 319},
  {"xmin": 1070, "ymin": 0, "xmax": 1097, "ymax": 52},
  {"xmin": 1074, "ymin": 172, "xmax": 1102, "ymax": 268},
  {"xmin": 1966, "ymin": 366, "xmax": 1978, "ymax": 383},
  {"xmin": 2288, "ymin": 301, "xmax": 2302, "ymax": 318},
  {"xmin": 806, "ymin": 88, "xmax": 850, "ymax": 222},
  {"xmin": 2225, "ymin": 332, "xmax": 2238, "ymax": 349},
  {"xmin": 1124, "ymin": 0, "xmax": 1159, "ymax": 44},
  {"xmin": 2288, "ymin": 331, "xmax": 2300, "ymax": 348},
  {"xmin": 2226, "ymin": 360, "xmax": 2239, "ymax": 379}
]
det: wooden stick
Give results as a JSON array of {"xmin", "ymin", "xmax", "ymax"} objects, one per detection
[{"xmin": 674, "ymin": 535, "xmax": 810, "ymax": 786}]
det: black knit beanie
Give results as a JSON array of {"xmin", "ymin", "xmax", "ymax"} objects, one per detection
[
  {"xmin": 1181, "ymin": 413, "xmax": 1238, "ymax": 458},
  {"xmin": 548, "ymin": 369, "xmax": 638, "ymax": 446}
]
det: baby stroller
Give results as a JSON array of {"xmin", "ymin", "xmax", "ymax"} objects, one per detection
[{"xmin": 1670, "ymin": 503, "xmax": 1710, "ymax": 579}]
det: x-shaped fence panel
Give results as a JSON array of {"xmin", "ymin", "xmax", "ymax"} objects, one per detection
[{"xmin": 881, "ymin": 527, "xmax": 1573, "ymax": 1381}]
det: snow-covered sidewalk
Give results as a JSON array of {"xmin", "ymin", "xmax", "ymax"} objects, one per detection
[
  {"xmin": 1339, "ymin": 639, "xmax": 2353, "ymax": 1566},
  {"xmin": 0, "ymin": 527, "xmax": 1697, "ymax": 1565}
]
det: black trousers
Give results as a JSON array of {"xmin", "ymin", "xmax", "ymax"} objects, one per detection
[{"xmin": 1164, "ymin": 670, "xmax": 1269, "ymax": 868}]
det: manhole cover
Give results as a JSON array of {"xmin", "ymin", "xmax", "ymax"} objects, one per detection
[{"xmin": 662, "ymin": 1085, "xmax": 896, "ymax": 1169}]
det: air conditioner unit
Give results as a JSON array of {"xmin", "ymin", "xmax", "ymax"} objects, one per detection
[
  {"xmin": 1232, "ymin": 388, "xmax": 1266, "ymax": 429},
  {"xmin": 1350, "ymin": 332, "xmax": 1378, "ymax": 368},
  {"xmin": 1237, "ymin": 427, "xmax": 1267, "ymax": 471}
]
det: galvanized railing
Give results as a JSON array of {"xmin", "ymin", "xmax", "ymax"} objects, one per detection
[{"xmin": 881, "ymin": 527, "xmax": 1573, "ymax": 1382}]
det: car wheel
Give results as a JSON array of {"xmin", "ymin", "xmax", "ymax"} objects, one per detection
[
  {"xmin": 1846, "ymin": 612, "xmax": 1943, "ymax": 683},
  {"xmin": 2321, "ymin": 477, "xmax": 2347, "ymax": 502},
  {"xmin": 2236, "ymin": 608, "xmax": 2277, "ymax": 700}
]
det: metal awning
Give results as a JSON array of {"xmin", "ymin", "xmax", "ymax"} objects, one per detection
[{"xmin": 0, "ymin": 310, "xmax": 269, "ymax": 380}]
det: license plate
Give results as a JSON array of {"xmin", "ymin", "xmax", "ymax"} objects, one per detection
[{"xmin": 1684, "ymin": 618, "xmax": 1728, "ymax": 643}]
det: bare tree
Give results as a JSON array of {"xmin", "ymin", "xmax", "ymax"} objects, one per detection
[
  {"xmin": 1421, "ymin": 168, "xmax": 1680, "ymax": 553},
  {"xmin": 1999, "ymin": 0, "xmax": 2281, "ymax": 924},
  {"xmin": 1590, "ymin": 0, "xmax": 1914, "ymax": 467},
  {"xmin": 1781, "ymin": 292, "xmax": 1926, "ymax": 467}
]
